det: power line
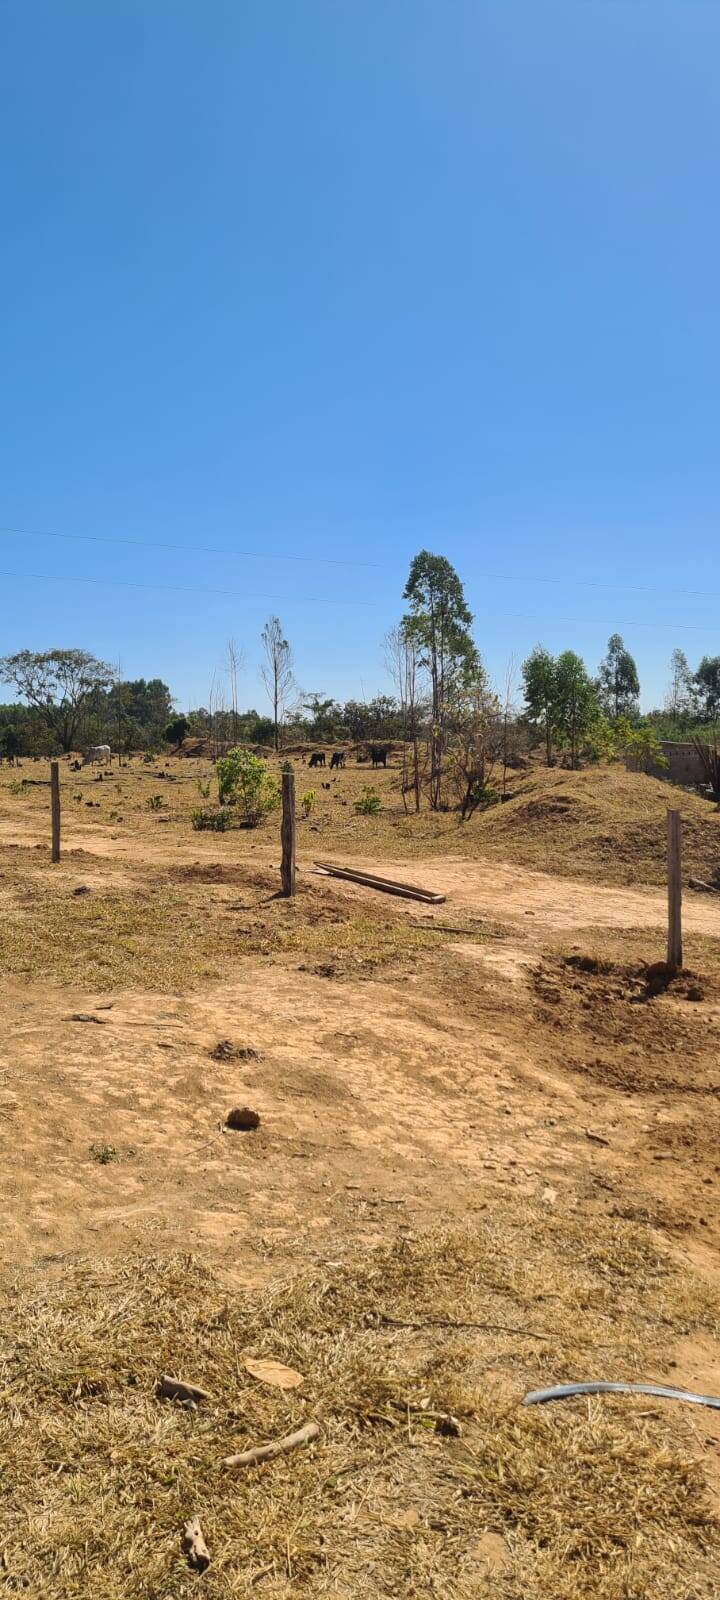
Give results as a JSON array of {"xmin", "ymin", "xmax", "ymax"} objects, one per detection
[
  {"xmin": 0, "ymin": 520, "xmax": 718, "ymax": 604},
  {"xmin": 0, "ymin": 524, "xmax": 384, "ymax": 570},
  {"xmin": 1, "ymin": 566, "xmax": 717, "ymax": 634},
  {"xmin": 0, "ymin": 568, "xmax": 378, "ymax": 607}
]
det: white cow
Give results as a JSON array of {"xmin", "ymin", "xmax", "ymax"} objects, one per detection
[{"xmin": 82, "ymin": 744, "xmax": 112, "ymax": 767}]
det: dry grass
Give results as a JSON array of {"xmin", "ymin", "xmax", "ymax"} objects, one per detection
[
  {"xmin": 0, "ymin": 856, "xmax": 496, "ymax": 991},
  {"xmin": 473, "ymin": 764, "xmax": 720, "ymax": 886},
  {"xmin": 2, "ymin": 756, "xmax": 718, "ymax": 888},
  {"xmin": 2, "ymin": 1202, "xmax": 719, "ymax": 1598}
]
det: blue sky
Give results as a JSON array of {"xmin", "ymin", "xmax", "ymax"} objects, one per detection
[{"xmin": 1, "ymin": 0, "xmax": 718, "ymax": 713}]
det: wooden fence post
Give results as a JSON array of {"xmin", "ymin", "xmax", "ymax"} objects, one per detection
[
  {"xmin": 281, "ymin": 771, "xmax": 296, "ymax": 896},
  {"xmin": 667, "ymin": 808, "xmax": 682, "ymax": 969},
  {"xmin": 50, "ymin": 760, "xmax": 61, "ymax": 863}
]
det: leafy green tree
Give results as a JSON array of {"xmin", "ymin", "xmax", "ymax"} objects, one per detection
[
  {"xmin": 402, "ymin": 551, "xmax": 478, "ymax": 809},
  {"xmin": 521, "ymin": 646, "xmax": 557, "ymax": 766},
  {"xmin": 583, "ymin": 713, "xmax": 615, "ymax": 764},
  {"xmin": 302, "ymin": 695, "xmax": 344, "ymax": 741},
  {"xmin": 0, "ymin": 648, "xmax": 116, "ymax": 752},
  {"xmin": 215, "ymin": 748, "xmax": 280, "ymax": 826},
  {"xmin": 0, "ymin": 724, "xmax": 22, "ymax": 762},
  {"xmin": 554, "ymin": 651, "xmax": 598, "ymax": 768},
  {"xmin": 695, "ymin": 656, "xmax": 720, "ymax": 721},
  {"xmin": 165, "ymin": 716, "xmax": 190, "ymax": 748},
  {"xmin": 617, "ymin": 721, "xmax": 667, "ymax": 774},
  {"xmin": 597, "ymin": 634, "xmax": 640, "ymax": 719}
]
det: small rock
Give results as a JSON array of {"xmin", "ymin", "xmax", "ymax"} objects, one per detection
[
  {"xmin": 225, "ymin": 1106, "xmax": 260, "ymax": 1131},
  {"xmin": 686, "ymin": 984, "xmax": 705, "ymax": 1002},
  {"xmin": 72, "ymin": 885, "xmax": 91, "ymax": 896}
]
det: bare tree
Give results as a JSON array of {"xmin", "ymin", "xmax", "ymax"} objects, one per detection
[
  {"xmin": 260, "ymin": 617, "xmax": 294, "ymax": 752},
  {"xmin": 385, "ymin": 624, "xmax": 423, "ymax": 813},
  {"xmin": 499, "ymin": 654, "xmax": 518, "ymax": 799},
  {"xmin": 692, "ymin": 736, "xmax": 720, "ymax": 803},
  {"xmin": 225, "ymin": 637, "xmax": 243, "ymax": 745},
  {"xmin": 208, "ymin": 669, "xmax": 228, "ymax": 762}
]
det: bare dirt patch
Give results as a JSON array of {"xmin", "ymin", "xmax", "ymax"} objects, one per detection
[{"xmin": 2, "ymin": 758, "xmax": 720, "ymax": 1594}]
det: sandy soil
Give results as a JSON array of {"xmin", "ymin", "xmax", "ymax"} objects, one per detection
[{"xmin": 3, "ymin": 758, "xmax": 720, "ymax": 1594}]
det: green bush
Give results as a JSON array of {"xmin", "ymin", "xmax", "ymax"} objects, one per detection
[
  {"xmin": 191, "ymin": 806, "xmax": 232, "ymax": 832},
  {"xmin": 147, "ymin": 794, "xmax": 165, "ymax": 811},
  {"xmin": 215, "ymin": 748, "xmax": 280, "ymax": 826},
  {"xmin": 300, "ymin": 788, "xmax": 316, "ymax": 817},
  {"xmin": 616, "ymin": 719, "xmax": 667, "ymax": 774},
  {"xmin": 354, "ymin": 785, "xmax": 381, "ymax": 816}
]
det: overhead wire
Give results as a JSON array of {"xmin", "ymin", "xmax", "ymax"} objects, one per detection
[
  {"xmin": 0, "ymin": 566, "xmax": 715, "ymax": 633},
  {"xmin": 0, "ymin": 520, "xmax": 717, "ymax": 603}
]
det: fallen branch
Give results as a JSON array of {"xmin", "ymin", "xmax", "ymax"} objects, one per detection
[
  {"xmin": 157, "ymin": 1374, "xmax": 212, "ymax": 1404},
  {"xmin": 182, "ymin": 1518, "xmax": 210, "ymax": 1573},
  {"xmin": 314, "ymin": 861, "xmax": 445, "ymax": 904},
  {"xmin": 224, "ymin": 1421, "xmax": 320, "ymax": 1468},
  {"xmin": 379, "ymin": 1313, "xmax": 551, "ymax": 1341},
  {"xmin": 688, "ymin": 876, "xmax": 720, "ymax": 895}
]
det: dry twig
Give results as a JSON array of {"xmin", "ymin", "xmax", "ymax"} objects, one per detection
[{"xmin": 224, "ymin": 1421, "xmax": 320, "ymax": 1468}]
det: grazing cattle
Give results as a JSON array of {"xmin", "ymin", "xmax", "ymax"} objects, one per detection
[
  {"xmin": 82, "ymin": 744, "xmax": 112, "ymax": 767},
  {"xmin": 369, "ymin": 745, "xmax": 388, "ymax": 768},
  {"xmin": 329, "ymin": 750, "xmax": 345, "ymax": 769},
  {"xmin": 308, "ymin": 751, "xmax": 326, "ymax": 768}
]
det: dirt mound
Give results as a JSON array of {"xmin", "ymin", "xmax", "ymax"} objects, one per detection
[
  {"xmin": 477, "ymin": 765, "xmax": 720, "ymax": 886},
  {"xmin": 176, "ymin": 738, "xmax": 274, "ymax": 759},
  {"xmin": 532, "ymin": 950, "xmax": 720, "ymax": 1094}
]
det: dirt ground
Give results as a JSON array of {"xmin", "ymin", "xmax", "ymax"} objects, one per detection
[{"xmin": 1, "ymin": 753, "xmax": 720, "ymax": 1596}]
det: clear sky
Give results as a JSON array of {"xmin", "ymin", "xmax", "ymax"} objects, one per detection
[{"xmin": 1, "ymin": 0, "xmax": 718, "ymax": 714}]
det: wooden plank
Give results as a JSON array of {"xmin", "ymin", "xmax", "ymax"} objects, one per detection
[
  {"xmin": 314, "ymin": 860, "xmax": 445, "ymax": 904},
  {"xmin": 50, "ymin": 760, "xmax": 61, "ymax": 863},
  {"xmin": 667, "ymin": 808, "xmax": 683, "ymax": 968},
  {"xmin": 281, "ymin": 771, "xmax": 296, "ymax": 896}
]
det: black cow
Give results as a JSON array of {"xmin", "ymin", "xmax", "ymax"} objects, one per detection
[
  {"xmin": 309, "ymin": 751, "xmax": 326, "ymax": 768},
  {"xmin": 329, "ymin": 750, "xmax": 345, "ymax": 769},
  {"xmin": 369, "ymin": 745, "xmax": 388, "ymax": 768}
]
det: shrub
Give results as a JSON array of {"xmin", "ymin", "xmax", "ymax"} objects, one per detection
[
  {"xmin": 191, "ymin": 806, "xmax": 232, "ymax": 832},
  {"xmin": 147, "ymin": 794, "xmax": 165, "ymax": 811},
  {"xmin": 618, "ymin": 722, "xmax": 667, "ymax": 774},
  {"xmin": 165, "ymin": 715, "xmax": 189, "ymax": 747},
  {"xmin": 197, "ymin": 779, "xmax": 211, "ymax": 799},
  {"xmin": 300, "ymin": 788, "xmax": 316, "ymax": 817},
  {"xmin": 215, "ymin": 748, "xmax": 280, "ymax": 826},
  {"xmin": 354, "ymin": 785, "xmax": 381, "ymax": 816}
]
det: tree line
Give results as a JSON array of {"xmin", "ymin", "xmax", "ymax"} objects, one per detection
[{"xmin": 1, "ymin": 558, "xmax": 718, "ymax": 813}]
